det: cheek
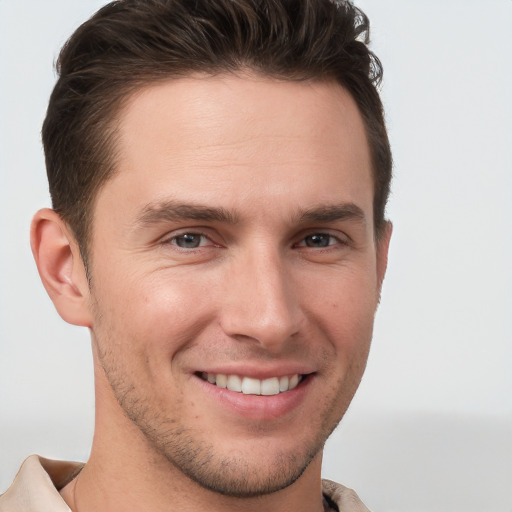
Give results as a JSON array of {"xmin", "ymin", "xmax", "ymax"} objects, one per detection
[
  {"xmin": 93, "ymin": 269, "xmax": 219, "ymax": 355},
  {"xmin": 302, "ymin": 265, "xmax": 378, "ymax": 363},
  {"xmin": 305, "ymin": 263, "xmax": 378, "ymax": 323}
]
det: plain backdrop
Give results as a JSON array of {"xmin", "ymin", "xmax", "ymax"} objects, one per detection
[{"xmin": 0, "ymin": 1, "xmax": 511, "ymax": 511}]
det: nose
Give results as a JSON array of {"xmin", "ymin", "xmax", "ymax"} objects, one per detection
[{"xmin": 219, "ymin": 247, "xmax": 302, "ymax": 351}]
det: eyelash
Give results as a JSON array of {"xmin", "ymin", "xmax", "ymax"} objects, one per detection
[
  {"xmin": 294, "ymin": 233, "xmax": 347, "ymax": 249},
  {"xmin": 166, "ymin": 232, "xmax": 215, "ymax": 250},
  {"xmin": 163, "ymin": 230, "xmax": 349, "ymax": 252}
]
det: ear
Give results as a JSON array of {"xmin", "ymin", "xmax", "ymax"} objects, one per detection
[
  {"xmin": 376, "ymin": 220, "xmax": 393, "ymax": 295},
  {"xmin": 30, "ymin": 208, "xmax": 92, "ymax": 327}
]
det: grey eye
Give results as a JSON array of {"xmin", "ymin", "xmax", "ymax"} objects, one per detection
[
  {"xmin": 304, "ymin": 234, "xmax": 333, "ymax": 248},
  {"xmin": 173, "ymin": 233, "xmax": 204, "ymax": 249}
]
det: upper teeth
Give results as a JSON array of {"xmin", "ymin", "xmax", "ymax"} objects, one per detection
[{"xmin": 201, "ymin": 373, "xmax": 301, "ymax": 395}]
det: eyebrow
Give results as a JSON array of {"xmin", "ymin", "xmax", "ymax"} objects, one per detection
[
  {"xmin": 297, "ymin": 203, "xmax": 366, "ymax": 225},
  {"xmin": 135, "ymin": 199, "xmax": 366, "ymax": 228},
  {"xmin": 136, "ymin": 200, "xmax": 239, "ymax": 226}
]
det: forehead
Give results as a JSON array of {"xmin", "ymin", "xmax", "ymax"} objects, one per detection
[
  {"xmin": 117, "ymin": 73, "xmax": 369, "ymax": 160},
  {"xmin": 99, "ymin": 74, "xmax": 373, "ymax": 223}
]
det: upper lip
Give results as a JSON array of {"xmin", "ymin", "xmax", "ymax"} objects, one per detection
[{"xmin": 194, "ymin": 363, "xmax": 316, "ymax": 380}]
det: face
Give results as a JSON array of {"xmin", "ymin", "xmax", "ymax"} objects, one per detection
[{"xmin": 86, "ymin": 74, "xmax": 389, "ymax": 496}]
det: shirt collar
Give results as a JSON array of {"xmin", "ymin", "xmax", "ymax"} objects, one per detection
[{"xmin": 0, "ymin": 455, "xmax": 83, "ymax": 512}]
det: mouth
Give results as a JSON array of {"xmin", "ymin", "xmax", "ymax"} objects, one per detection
[{"xmin": 197, "ymin": 372, "xmax": 305, "ymax": 396}]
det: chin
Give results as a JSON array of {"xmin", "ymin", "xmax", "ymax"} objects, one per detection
[
  {"xmin": 164, "ymin": 441, "xmax": 320, "ymax": 497},
  {"xmin": 135, "ymin": 406, "xmax": 338, "ymax": 498}
]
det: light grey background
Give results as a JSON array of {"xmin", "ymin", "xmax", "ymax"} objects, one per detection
[{"xmin": 1, "ymin": 1, "xmax": 511, "ymax": 511}]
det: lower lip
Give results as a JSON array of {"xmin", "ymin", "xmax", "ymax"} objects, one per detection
[{"xmin": 194, "ymin": 375, "xmax": 312, "ymax": 421}]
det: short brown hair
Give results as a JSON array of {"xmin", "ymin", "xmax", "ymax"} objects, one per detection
[{"xmin": 43, "ymin": 0, "xmax": 392, "ymax": 266}]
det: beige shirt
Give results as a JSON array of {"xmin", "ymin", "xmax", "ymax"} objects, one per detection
[{"xmin": 0, "ymin": 455, "xmax": 370, "ymax": 512}]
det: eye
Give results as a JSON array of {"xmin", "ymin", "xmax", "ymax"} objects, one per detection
[
  {"xmin": 298, "ymin": 233, "xmax": 340, "ymax": 248},
  {"xmin": 170, "ymin": 233, "xmax": 209, "ymax": 249}
]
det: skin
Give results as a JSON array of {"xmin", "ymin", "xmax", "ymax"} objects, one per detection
[{"xmin": 32, "ymin": 74, "xmax": 391, "ymax": 512}]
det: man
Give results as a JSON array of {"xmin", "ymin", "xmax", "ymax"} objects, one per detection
[{"xmin": 0, "ymin": 0, "xmax": 392, "ymax": 510}]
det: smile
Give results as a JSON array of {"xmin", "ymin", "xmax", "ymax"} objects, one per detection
[{"xmin": 199, "ymin": 372, "xmax": 303, "ymax": 395}]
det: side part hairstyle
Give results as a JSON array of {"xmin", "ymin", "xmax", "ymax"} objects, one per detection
[{"xmin": 42, "ymin": 0, "xmax": 392, "ymax": 268}]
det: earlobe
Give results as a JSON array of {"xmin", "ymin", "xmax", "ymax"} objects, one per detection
[{"xmin": 30, "ymin": 208, "xmax": 92, "ymax": 327}]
